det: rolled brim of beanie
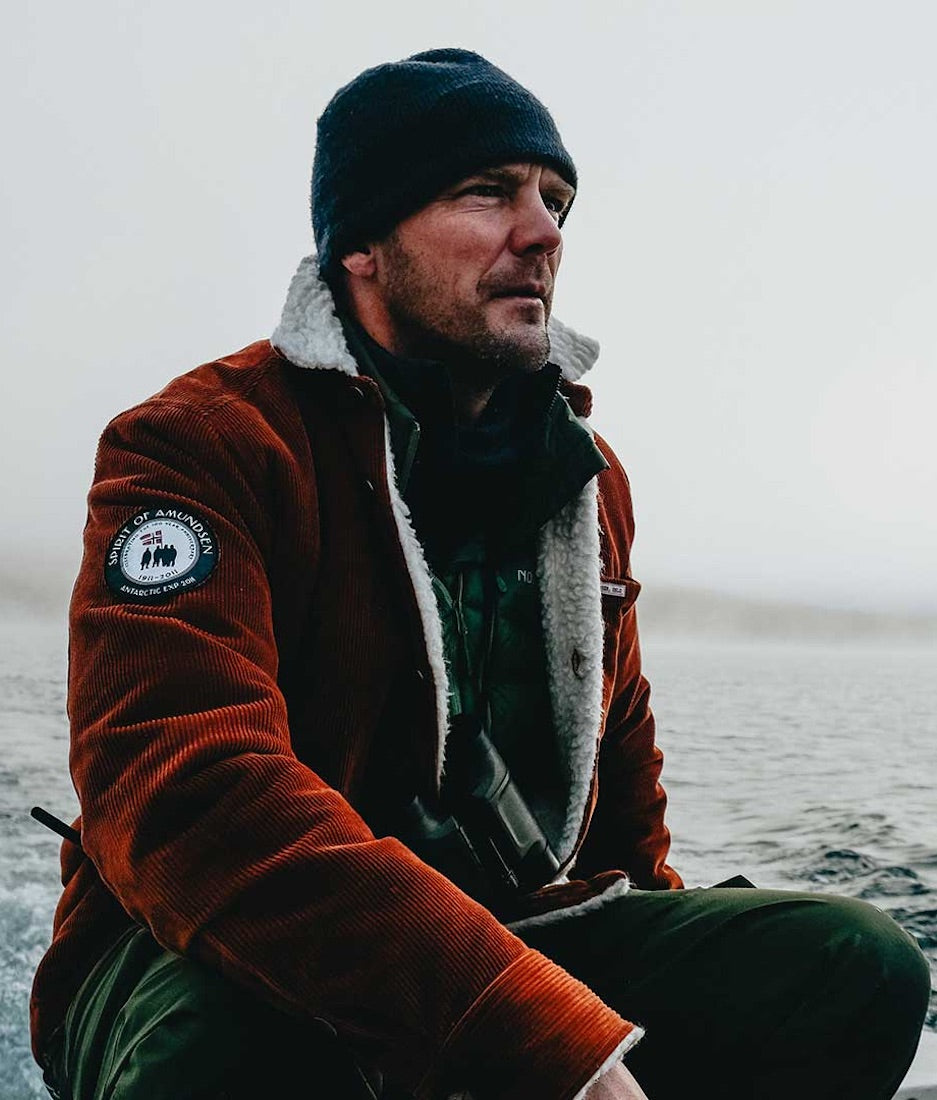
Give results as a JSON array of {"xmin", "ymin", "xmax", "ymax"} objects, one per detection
[{"xmin": 352, "ymin": 92, "xmax": 574, "ymax": 245}]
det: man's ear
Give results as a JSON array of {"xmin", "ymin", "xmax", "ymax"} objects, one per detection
[{"xmin": 340, "ymin": 247, "xmax": 377, "ymax": 278}]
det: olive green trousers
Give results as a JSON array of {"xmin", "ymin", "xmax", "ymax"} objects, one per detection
[{"xmin": 43, "ymin": 887, "xmax": 931, "ymax": 1100}]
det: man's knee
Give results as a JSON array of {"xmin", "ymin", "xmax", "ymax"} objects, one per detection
[{"xmin": 796, "ymin": 894, "xmax": 931, "ymax": 1020}]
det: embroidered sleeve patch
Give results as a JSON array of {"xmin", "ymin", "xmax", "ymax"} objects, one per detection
[{"xmin": 104, "ymin": 505, "xmax": 219, "ymax": 603}]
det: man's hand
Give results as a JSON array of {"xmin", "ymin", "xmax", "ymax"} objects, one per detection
[{"xmin": 584, "ymin": 1061, "xmax": 650, "ymax": 1100}]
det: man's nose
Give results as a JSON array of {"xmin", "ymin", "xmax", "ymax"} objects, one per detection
[{"xmin": 508, "ymin": 192, "xmax": 563, "ymax": 257}]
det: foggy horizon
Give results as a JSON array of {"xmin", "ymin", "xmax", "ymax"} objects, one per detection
[
  {"xmin": 3, "ymin": 3, "xmax": 936, "ymax": 615},
  {"xmin": 5, "ymin": 555, "xmax": 936, "ymax": 650}
]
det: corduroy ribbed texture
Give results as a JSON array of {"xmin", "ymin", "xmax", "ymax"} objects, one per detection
[
  {"xmin": 417, "ymin": 951, "xmax": 637, "ymax": 1100},
  {"xmin": 32, "ymin": 340, "xmax": 677, "ymax": 1094}
]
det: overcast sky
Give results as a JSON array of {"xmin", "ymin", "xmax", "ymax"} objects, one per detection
[{"xmin": 3, "ymin": 1, "xmax": 936, "ymax": 614}]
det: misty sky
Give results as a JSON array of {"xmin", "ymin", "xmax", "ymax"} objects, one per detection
[{"xmin": 3, "ymin": 1, "xmax": 936, "ymax": 613}]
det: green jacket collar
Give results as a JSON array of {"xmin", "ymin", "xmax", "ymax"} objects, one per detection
[{"xmin": 341, "ymin": 316, "xmax": 609, "ymax": 561}]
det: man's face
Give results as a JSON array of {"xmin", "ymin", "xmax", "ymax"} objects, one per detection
[{"xmin": 367, "ymin": 162, "xmax": 575, "ymax": 378}]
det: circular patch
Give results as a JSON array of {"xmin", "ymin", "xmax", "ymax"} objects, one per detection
[{"xmin": 104, "ymin": 506, "xmax": 218, "ymax": 603}]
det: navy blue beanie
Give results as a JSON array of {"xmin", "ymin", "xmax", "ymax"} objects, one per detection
[{"xmin": 311, "ymin": 48, "xmax": 577, "ymax": 276}]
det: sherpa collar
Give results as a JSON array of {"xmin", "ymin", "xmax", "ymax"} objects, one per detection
[
  {"xmin": 271, "ymin": 253, "xmax": 606, "ymax": 870},
  {"xmin": 272, "ymin": 254, "xmax": 600, "ymax": 383}
]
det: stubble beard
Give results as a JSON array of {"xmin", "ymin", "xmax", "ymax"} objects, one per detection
[{"xmin": 379, "ymin": 233, "xmax": 552, "ymax": 391}]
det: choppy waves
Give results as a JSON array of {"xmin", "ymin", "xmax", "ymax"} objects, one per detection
[
  {"xmin": 1, "ymin": 619, "xmax": 74, "ymax": 1099},
  {"xmin": 2, "ymin": 624, "xmax": 935, "ymax": 1096},
  {"xmin": 651, "ymin": 638, "xmax": 937, "ymax": 1033}
]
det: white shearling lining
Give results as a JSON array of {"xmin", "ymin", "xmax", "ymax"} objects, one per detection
[
  {"xmin": 537, "ymin": 473, "xmax": 605, "ymax": 864},
  {"xmin": 273, "ymin": 254, "xmax": 450, "ymax": 781},
  {"xmin": 548, "ymin": 314, "xmax": 600, "ymax": 382},
  {"xmin": 506, "ymin": 874, "xmax": 630, "ymax": 934},
  {"xmin": 272, "ymin": 253, "xmax": 606, "ymax": 801},
  {"xmin": 571, "ymin": 1026, "xmax": 646, "ymax": 1100},
  {"xmin": 443, "ymin": 1021, "xmax": 643, "ymax": 1100},
  {"xmin": 274, "ymin": 254, "xmax": 600, "ymax": 382},
  {"xmin": 380, "ymin": 419, "xmax": 451, "ymax": 783},
  {"xmin": 272, "ymin": 255, "xmax": 360, "ymax": 376}
]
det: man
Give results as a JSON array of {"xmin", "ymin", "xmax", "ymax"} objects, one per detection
[{"xmin": 32, "ymin": 48, "xmax": 929, "ymax": 1100}]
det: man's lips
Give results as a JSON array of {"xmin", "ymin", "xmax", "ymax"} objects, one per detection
[{"xmin": 489, "ymin": 284, "xmax": 548, "ymax": 302}]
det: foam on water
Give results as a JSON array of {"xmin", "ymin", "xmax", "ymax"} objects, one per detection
[
  {"xmin": 0, "ymin": 618, "xmax": 75, "ymax": 1099},
  {"xmin": 1, "ymin": 623, "xmax": 934, "ymax": 1095}
]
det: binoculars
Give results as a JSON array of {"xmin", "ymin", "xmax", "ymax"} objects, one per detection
[{"xmin": 396, "ymin": 715, "xmax": 560, "ymax": 908}]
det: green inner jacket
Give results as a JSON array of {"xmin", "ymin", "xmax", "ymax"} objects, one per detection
[{"xmin": 344, "ymin": 318, "xmax": 607, "ymax": 849}]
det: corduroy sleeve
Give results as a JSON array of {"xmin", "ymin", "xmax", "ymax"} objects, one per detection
[
  {"xmin": 574, "ymin": 438, "xmax": 683, "ymax": 891},
  {"xmin": 68, "ymin": 390, "xmax": 636, "ymax": 1098}
]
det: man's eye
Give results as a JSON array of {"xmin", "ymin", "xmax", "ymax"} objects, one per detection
[{"xmin": 543, "ymin": 196, "xmax": 568, "ymax": 216}]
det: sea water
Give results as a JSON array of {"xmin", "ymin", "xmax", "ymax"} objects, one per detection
[
  {"xmin": 645, "ymin": 636, "xmax": 937, "ymax": 1030},
  {"xmin": 1, "ymin": 618, "xmax": 934, "ymax": 1098}
]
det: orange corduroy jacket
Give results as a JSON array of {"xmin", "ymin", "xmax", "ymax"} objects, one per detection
[{"xmin": 31, "ymin": 258, "xmax": 681, "ymax": 1100}]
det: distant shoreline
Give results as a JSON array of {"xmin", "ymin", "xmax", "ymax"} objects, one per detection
[
  {"xmin": 637, "ymin": 585, "xmax": 937, "ymax": 645},
  {"xmin": 2, "ymin": 565, "xmax": 936, "ymax": 646}
]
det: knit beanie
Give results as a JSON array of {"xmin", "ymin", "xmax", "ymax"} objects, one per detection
[{"xmin": 311, "ymin": 48, "xmax": 576, "ymax": 276}]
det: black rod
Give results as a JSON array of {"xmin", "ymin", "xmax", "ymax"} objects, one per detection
[{"xmin": 31, "ymin": 806, "xmax": 82, "ymax": 847}]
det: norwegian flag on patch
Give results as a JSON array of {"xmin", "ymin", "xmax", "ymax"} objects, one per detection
[{"xmin": 141, "ymin": 531, "xmax": 163, "ymax": 545}]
